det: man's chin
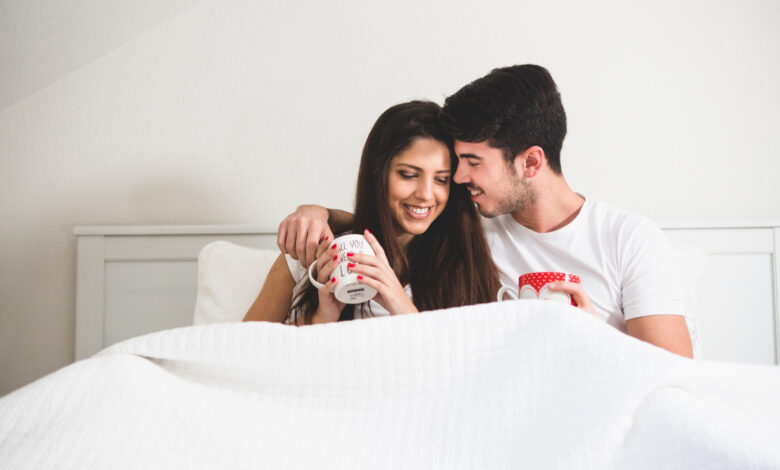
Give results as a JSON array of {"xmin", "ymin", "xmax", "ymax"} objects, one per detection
[{"xmin": 474, "ymin": 202, "xmax": 499, "ymax": 218}]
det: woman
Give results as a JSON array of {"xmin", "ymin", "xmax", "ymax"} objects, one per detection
[{"xmin": 243, "ymin": 101, "xmax": 500, "ymax": 325}]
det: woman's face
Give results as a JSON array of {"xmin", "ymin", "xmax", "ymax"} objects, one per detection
[{"xmin": 387, "ymin": 137, "xmax": 451, "ymax": 242}]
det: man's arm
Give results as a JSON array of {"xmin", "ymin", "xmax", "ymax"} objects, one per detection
[
  {"xmin": 619, "ymin": 218, "xmax": 694, "ymax": 358},
  {"xmin": 277, "ymin": 205, "xmax": 354, "ymax": 267},
  {"xmin": 626, "ymin": 315, "xmax": 693, "ymax": 358}
]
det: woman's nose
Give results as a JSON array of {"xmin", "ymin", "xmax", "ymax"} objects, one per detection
[{"xmin": 415, "ymin": 180, "xmax": 434, "ymax": 200}]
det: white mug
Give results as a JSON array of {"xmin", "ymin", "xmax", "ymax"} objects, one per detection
[{"xmin": 308, "ymin": 234, "xmax": 377, "ymax": 304}]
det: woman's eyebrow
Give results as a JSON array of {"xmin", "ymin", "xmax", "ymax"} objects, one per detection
[
  {"xmin": 395, "ymin": 163, "xmax": 451, "ymax": 173},
  {"xmin": 395, "ymin": 163, "xmax": 422, "ymax": 171}
]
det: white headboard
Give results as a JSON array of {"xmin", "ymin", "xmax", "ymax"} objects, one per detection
[{"xmin": 74, "ymin": 223, "xmax": 780, "ymax": 365}]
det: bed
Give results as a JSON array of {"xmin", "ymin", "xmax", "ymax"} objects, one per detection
[{"xmin": 1, "ymin": 222, "xmax": 779, "ymax": 468}]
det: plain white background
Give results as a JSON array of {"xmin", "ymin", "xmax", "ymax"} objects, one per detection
[{"xmin": 1, "ymin": 0, "xmax": 779, "ymax": 396}]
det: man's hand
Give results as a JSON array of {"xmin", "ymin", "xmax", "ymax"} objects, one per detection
[
  {"xmin": 277, "ymin": 205, "xmax": 333, "ymax": 267},
  {"xmin": 546, "ymin": 281, "xmax": 600, "ymax": 319}
]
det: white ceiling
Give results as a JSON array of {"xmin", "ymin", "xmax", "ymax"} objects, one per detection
[{"xmin": 0, "ymin": 0, "xmax": 205, "ymax": 110}]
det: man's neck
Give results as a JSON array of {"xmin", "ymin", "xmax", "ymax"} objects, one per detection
[{"xmin": 510, "ymin": 178, "xmax": 584, "ymax": 233}]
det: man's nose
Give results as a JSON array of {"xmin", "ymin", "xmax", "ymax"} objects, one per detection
[{"xmin": 453, "ymin": 161, "xmax": 469, "ymax": 184}]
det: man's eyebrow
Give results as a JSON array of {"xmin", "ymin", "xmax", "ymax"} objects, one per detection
[{"xmin": 458, "ymin": 153, "xmax": 482, "ymax": 161}]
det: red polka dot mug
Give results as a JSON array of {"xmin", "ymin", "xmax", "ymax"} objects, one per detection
[{"xmin": 497, "ymin": 272, "xmax": 581, "ymax": 306}]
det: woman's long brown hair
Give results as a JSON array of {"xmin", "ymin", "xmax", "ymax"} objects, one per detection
[{"xmin": 289, "ymin": 101, "xmax": 499, "ymax": 324}]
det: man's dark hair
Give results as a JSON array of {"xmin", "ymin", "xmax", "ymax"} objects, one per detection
[{"xmin": 440, "ymin": 64, "xmax": 567, "ymax": 174}]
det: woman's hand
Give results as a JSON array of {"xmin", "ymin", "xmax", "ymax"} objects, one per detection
[
  {"xmin": 308, "ymin": 237, "xmax": 345, "ymax": 324},
  {"xmin": 346, "ymin": 230, "xmax": 418, "ymax": 316},
  {"xmin": 546, "ymin": 281, "xmax": 601, "ymax": 320}
]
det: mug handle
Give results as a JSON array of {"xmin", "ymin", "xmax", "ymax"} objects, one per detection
[
  {"xmin": 497, "ymin": 286, "xmax": 516, "ymax": 302},
  {"xmin": 308, "ymin": 260, "xmax": 325, "ymax": 289}
]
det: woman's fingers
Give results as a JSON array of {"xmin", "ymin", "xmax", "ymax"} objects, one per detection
[
  {"xmin": 313, "ymin": 276, "xmax": 344, "ymax": 323},
  {"xmin": 344, "ymin": 252, "xmax": 384, "ymax": 269},
  {"xmin": 315, "ymin": 241, "xmax": 341, "ymax": 284},
  {"xmin": 346, "ymin": 263, "xmax": 386, "ymax": 286},
  {"xmin": 314, "ymin": 236, "xmax": 331, "ymax": 258},
  {"xmin": 361, "ymin": 229, "xmax": 390, "ymax": 266}
]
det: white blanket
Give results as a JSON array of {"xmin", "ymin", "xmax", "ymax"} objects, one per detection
[{"xmin": 1, "ymin": 300, "xmax": 779, "ymax": 469}]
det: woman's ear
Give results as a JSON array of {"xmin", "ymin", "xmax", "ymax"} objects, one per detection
[{"xmin": 518, "ymin": 146, "xmax": 545, "ymax": 178}]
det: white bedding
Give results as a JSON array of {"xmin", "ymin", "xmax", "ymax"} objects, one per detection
[{"xmin": 1, "ymin": 299, "xmax": 779, "ymax": 469}]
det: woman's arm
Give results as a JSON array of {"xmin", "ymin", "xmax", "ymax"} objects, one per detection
[{"xmin": 243, "ymin": 254, "xmax": 297, "ymax": 323}]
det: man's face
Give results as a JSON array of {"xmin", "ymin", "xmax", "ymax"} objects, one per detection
[{"xmin": 453, "ymin": 140, "xmax": 536, "ymax": 218}]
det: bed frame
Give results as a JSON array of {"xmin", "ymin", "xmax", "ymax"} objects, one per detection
[{"xmin": 74, "ymin": 223, "xmax": 780, "ymax": 365}]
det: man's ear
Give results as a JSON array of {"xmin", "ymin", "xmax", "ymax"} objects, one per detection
[{"xmin": 518, "ymin": 146, "xmax": 545, "ymax": 178}]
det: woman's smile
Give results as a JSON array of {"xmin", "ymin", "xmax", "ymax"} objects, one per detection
[{"xmin": 403, "ymin": 204, "xmax": 433, "ymax": 219}]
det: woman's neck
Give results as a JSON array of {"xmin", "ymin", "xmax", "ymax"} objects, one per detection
[{"xmin": 396, "ymin": 232, "xmax": 414, "ymax": 251}]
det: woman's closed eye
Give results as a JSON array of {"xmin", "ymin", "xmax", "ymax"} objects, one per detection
[{"xmin": 399, "ymin": 171, "xmax": 450, "ymax": 185}]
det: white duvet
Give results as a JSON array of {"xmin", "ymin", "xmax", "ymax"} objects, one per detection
[{"xmin": 1, "ymin": 300, "xmax": 779, "ymax": 469}]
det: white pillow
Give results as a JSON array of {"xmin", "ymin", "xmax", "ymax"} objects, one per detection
[
  {"xmin": 671, "ymin": 242, "xmax": 709, "ymax": 358},
  {"xmin": 192, "ymin": 241, "xmax": 281, "ymax": 325}
]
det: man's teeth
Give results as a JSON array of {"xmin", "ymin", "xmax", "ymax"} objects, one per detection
[
  {"xmin": 405, "ymin": 205, "xmax": 431, "ymax": 214},
  {"xmin": 470, "ymin": 189, "xmax": 483, "ymax": 196}
]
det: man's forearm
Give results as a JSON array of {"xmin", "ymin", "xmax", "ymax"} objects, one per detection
[
  {"xmin": 327, "ymin": 208, "xmax": 354, "ymax": 233},
  {"xmin": 625, "ymin": 314, "xmax": 693, "ymax": 358}
]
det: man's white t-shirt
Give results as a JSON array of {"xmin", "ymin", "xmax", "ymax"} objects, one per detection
[{"xmin": 482, "ymin": 196, "xmax": 683, "ymax": 332}]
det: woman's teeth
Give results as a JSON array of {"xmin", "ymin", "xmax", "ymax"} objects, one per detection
[{"xmin": 404, "ymin": 204, "xmax": 431, "ymax": 215}]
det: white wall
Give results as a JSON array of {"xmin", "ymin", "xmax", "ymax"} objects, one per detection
[{"xmin": 1, "ymin": 0, "xmax": 778, "ymax": 396}]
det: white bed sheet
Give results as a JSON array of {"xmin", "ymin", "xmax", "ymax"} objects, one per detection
[{"xmin": 1, "ymin": 299, "xmax": 779, "ymax": 469}]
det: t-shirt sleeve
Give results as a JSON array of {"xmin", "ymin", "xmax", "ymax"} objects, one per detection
[
  {"xmin": 620, "ymin": 218, "xmax": 685, "ymax": 320},
  {"xmin": 285, "ymin": 254, "xmax": 308, "ymax": 284}
]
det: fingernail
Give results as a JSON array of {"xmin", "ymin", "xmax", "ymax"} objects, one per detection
[
  {"xmin": 331, "ymin": 277, "xmax": 336, "ymax": 283},
  {"xmin": 324, "ymin": 236, "xmax": 330, "ymax": 241},
  {"xmin": 332, "ymin": 255, "xmax": 338, "ymax": 261},
  {"xmin": 347, "ymin": 252, "xmax": 354, "ymax": 257},
  {"xmin": 348, "ymin": 263, "xmax": 355, "ymax": 268},
  {"xmin": 357, "ymin": 275, "xmax": 363, "ymax": 280},
  {"xmin": 331, "ymin": 243, "xmax": 337, "ymax": 250},
  {"xmin": 365, "ymin": 229, "xmax": 371, "ymax": 235}
]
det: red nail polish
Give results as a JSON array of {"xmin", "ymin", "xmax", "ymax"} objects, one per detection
[
  {"xmin": 332, "ymin": 255, "xmax": 338, "ymax": 261},
  {"xmin": 347, "ymin": 252, "xmax": 354, "ymax": 257},
  {"xmin": 348, "ymin": 263, "xmax": 355, "ymax": 268},
  {"xmin": 324, "ymin": 236, "xmax": 330, "ymax": 242},
  {"xmin": 331, "ymin": 277, "xmax": 336, "ymax": 283},
  {"xmin": 331, "ymin": 244, "xmax": 337, "ymax": 250},
  {"xmin": 357, "ymin": 275, "xmax": 363, "ymax": 280},
  {"xmin": 365, "ymin": 229, "xmax": 371, "ymax": 235}
]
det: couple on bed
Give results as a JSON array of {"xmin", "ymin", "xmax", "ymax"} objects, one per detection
[{"xmin": 243, "ymin": 64, "xmax": 693, "ymax": 358}]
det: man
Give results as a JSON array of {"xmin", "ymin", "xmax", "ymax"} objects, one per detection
[{"xmin": 277, "ymin": 64, "xmax": 693, "ymax": 357}]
